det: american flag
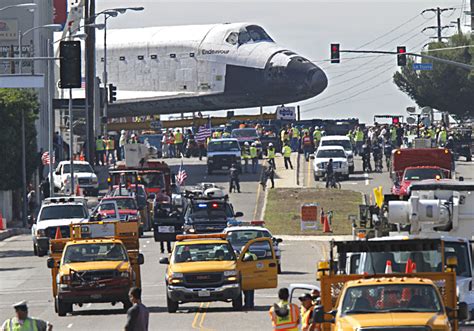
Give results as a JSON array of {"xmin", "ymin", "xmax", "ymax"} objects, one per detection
[
  {"xmin": 176, "ymin": 160, "xmax": 188, "ymax": 186},
  {"xmin": 41, "ymin": 151, "xmax": 55, "ymax": 165},
  {"xmin": 195, "ymin": 124, "xmax": 212, "ymax": 143}
]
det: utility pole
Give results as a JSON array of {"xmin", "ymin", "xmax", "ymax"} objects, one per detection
[
  {"xmin": 471, "ymin": 0, "xmax": 474, "ymax": 33},
  {"xmin": 421, "ymin": 7, "xmax": 456, "ymax": 42},
  {"xmin": 85, "ymin": 0, "xmax": 96, "ymax": 165}
]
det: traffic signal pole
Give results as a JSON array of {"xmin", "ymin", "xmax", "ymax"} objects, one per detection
[
  {"xmin": 85, "ymin": 0, "xmax": 96, "ymax": 165},
  {"xmin": 338, "ymin": 49, "xmax": 474, "ymax": 70}
]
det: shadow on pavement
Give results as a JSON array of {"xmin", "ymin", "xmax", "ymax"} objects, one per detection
[
  {"xmin": 71, "ymin": 308, "xmax": 125, "ymax": 316},
  {"xmin": 147, "ymin": 306, "xmax": 170, "ymax": 314},
  {"xmin": 0, "ymin": 250, "xmax": 34, "ymax": 258},
  {"xmin": 0, "ymin": 267, "xmax": 34, "ymax": 272}
]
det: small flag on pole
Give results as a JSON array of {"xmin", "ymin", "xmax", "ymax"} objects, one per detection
[
  {"xmin": 41, "ymin": 151, "xmax": 55, "ymax": 165},
  {"xmin": 176, "ymin": 160, "xmax": 188, "ymax": 186}
]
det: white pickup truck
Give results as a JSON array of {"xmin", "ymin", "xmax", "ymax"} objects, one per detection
[{"xmin": 51, "ymin": 161, "xmax": 99, "ymax": 196}]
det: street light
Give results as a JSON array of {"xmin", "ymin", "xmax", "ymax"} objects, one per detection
[{"xmin": 94, "ymin": 7, "xmax": 144, "ymax": 134}]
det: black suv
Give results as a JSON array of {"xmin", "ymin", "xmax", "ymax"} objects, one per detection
[{"xmin": 182, "ymin": 197, "xmax": 243, "ymax": 234}]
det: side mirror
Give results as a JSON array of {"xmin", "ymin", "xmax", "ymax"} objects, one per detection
[
  {"xmin": 55, "ymin": 171, "xmax": 60, "ymax": 175},
  {"xmin": 310, "ymin": 154, "xmax": 315, "ymax": 159},
  {"xmin": 313, "ymin": 306, "xmax": 325, "ymax": 324},
  {"xmin": 275, "ymin": 238, "xmax": 283, "ymax": 244},
  {"xmin": 47, "ymin": 258, "xmax": 56, "ymax": 269},
  {"xmin": 242, "ymin": 254, "xmax": 254, "ymax": 262},
  {"xmin": 458, "ymin": 302, "xmax": 469, "ymax": 320},
  {"xmin": 138, "ymin": 253, "xmax": 145, "ymax": 265},
  {"xmin": 159, "ymin": 257, "xmax": 170, "ymax": 264},
  {"xmin": 234, "ymin": 212, "xmax": 244, "ymax": 218}
]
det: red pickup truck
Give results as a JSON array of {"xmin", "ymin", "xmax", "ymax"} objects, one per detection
[{"xmin": 390, "ymin": 148, "xmax": 453, "ymax": 196}]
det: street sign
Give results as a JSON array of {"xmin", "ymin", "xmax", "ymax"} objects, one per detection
[
  {"xmin": 413, "ymin": 63, "xmax": 433, "ymax": 71},
  {"xmin": 276, "ymin": 106, "xmax": 296, "ymax": 120},
  {"xmin": 150, "ymin": 120, "xmax": 162, "ymax": 129}
]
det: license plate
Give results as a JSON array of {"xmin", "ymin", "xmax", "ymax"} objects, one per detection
[
  {"xmin": 158, "ymin": 226, "xmax": 174, "ymax": 233},
  {"xmin": 198, "ymin": 290, "xmax": 210, "ymax": 297},
  {"xmin": 222, "ymin": 166, "xmax": 228, "ymax": 170},
  {"xmin": 90, "ymin": 294, "xmax": 102, "ymax": 299}
]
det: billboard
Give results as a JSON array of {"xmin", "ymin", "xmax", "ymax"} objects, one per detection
[
  {"xmin": 0, "ymin": 19, "xmax": 18, "ymax": 41},
  {"xmin": 53, "ymin": 0, "xmax": 68, "ymax": 25}
]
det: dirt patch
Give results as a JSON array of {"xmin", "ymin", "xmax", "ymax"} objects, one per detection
[{"xmin": 264, "ymin": 188, "xmax": 361, "ymax": 235}]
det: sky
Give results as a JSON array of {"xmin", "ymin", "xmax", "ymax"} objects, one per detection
[{"xmin": 94, "ymin": 0, "xmax": 470, "ymax": 123}]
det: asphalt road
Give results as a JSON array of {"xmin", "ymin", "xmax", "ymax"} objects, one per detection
[
  {"xmin": 0, "ymin": 156, "xmax": 327, "ymax": 331},
  {"xmin": 0, "ymin": 155, "xmax": 472, "ymax": 330}
]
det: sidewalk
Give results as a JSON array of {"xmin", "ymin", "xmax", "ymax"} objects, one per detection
[
  {"xmin": 273, "ymin": 152, "xmax": 299, "ymax": 188},
  {"xmin": 0, "ymin": 227, "xmax": 30, "ymax": 241}
]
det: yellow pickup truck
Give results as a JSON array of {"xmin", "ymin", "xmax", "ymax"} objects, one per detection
[
  {"xmin": 159, "ymin": 233, "xmax": 278, "ymax": 312},
  {"xmin": 46, "ymin": 221, "xmax": 144, "ymax": 316}
]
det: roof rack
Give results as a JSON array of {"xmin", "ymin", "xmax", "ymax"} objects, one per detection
[
  {"xmin": 43, "ymin": 196, "xmax": 86, "ymax": 205},
  {"xmin": 176, "ymin": 233, "xmax": 228, "ymax": 241}
]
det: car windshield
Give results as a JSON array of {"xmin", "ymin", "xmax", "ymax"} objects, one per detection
[
  {"xmin": 63, "ymin": 243, "xmax": 128, "ymax": 263},
  {"xmin": 231, "ymin": 129, "xmax": 259, "ymax": 138},
  {"xmin": 316, "ymin": 149, "xmax": 346, "ymax": 158},
  {"xmin": 341, "ymin": 284, "xmax": 442, "ymax": 314},
  {"xmin": 321, "ymin": 140, "xmax": 352, "ymax": 151},
  {"xmin": 227, "ymin": 230, "xmax": 271, "ymax": 249},
  {"xmin": 113, "ymin": 186, "xmax": 146, "ymax": 198},
  {"xmin": 172, "ymin": 243, "xmax": 235, "ymax": 263},
  {"xmin": 404, "ymin": 168, "xmax": 444, "ymax": 181},
  {"xmin": 191, "ymin": 202, "xmax": 232, "ymax": 220},
  {"xmin": 39, "ymin": 205, "xmax": 86, "ymax": 221},
  {"xmin": 63, "ymin": 164, "xmax": 94, "ymax": 173},
  {"xmin": 358, "ymin": 242, "xmax": 471, "ymax": 277},
  {"xmin": 141, "ymin": 173, "xmax": 165, "ymax": 188},
  {"xmin": 208, "ymin": 141, "xmax": 240, "ymax": 152},
  {"xmin": 102, "ymin": 199, "xmax": 137, "ymax": 210}
]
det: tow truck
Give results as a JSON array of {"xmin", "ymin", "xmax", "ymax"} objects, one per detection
[
  {"xmin": 390, "ymin": 148, "xmax": 453, "ymax": 196},
  {"xmin": 159, "ymin": 233, "xmax": 278, "ymax": 313},
  {"xmin": 46, "ymin": 221, "xmax": 144, "ymax": 316},
  {"xmin": 313, "ymin": 240, "xmax": 468, "ymax": 330}
]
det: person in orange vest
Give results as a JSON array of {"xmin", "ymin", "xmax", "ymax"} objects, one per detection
[
  {"xmin": 299, "ymin": 293, "xmax": 317, "ymax": 331},
  {"xmin": 269, "ymin": 288, "xmax": 300, "ymax": 331}
]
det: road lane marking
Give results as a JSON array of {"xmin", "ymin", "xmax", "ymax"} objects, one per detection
[
  {"xmin": 253, "ymin": 179, "xmax": 262, "ymax": 220},
  {"xmin": 192, "ymin": 303, "xmax": 204, "ymax": 329},
  {"xmin": 199, "ymin": 302, "xmax": 211, "ymax": 329},
  {"xmin": 67, "ymin": 323, "xmax": 73, "ymax": 328},
  {"xmin": 306, "ymin": 157, "xmax": 311, "ymax": 188},
  {"xmin": 364, "ymin": 173, "xmax": 369, "ymax": 186}
]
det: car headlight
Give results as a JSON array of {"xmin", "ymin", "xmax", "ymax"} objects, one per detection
[
  {"xmin": 170, "ymin": 272, "xmax": 184, "ymax": 284},
  {"xmin": 120, "ymin": 271, "xmax": 130, "ymax": 278},
  {"xmin": 183, "ymin": 225, "xmax": 195, "ymax": 233},
  {"xmin": 37, "ymin": 229, "xmax": 45, "ymax": 237},
  {"xmin": 224, "ymin": 270, "xmax": 238, "ymax": 277},
  {"xmin": 61, "ymin": 275, "xmax": 71, "ymax": 282},
  {"xmin": 92, "ymin": 178, "xmax": 98, "ymax": 183}
]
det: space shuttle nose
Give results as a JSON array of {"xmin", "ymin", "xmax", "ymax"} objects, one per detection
[{"xmin": 285, "ymin": 56, "xmax": 327, "ymax": 97}]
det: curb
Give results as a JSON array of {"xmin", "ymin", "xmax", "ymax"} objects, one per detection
[{"xmin": 0, "ymin": 228, "xmax": 30, "ymax": 241}]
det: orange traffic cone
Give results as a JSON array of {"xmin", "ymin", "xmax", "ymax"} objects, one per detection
[
  {"xmin": 55, "ymin": 226, "xmax": 62, "ymax": 239},
  {"xmin": 405, "ymin": 258, "xmax": 413, "ymax": 273},
  {"xmin": 385, "ymin": 260, "xmax": 393, "ymax": 273},
  {"xmin": 323, "ymin": 215, "xmax": 332, "ymax": 233},
  {"xmin": 0, "ymin": 211, "xmax": 4, "ymax": 230}
]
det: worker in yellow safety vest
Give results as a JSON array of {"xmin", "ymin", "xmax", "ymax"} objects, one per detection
[
  {"xmin": 95, "ymin": 136, "xmax": 106, "ymax": 166},
  {"xmin": 267, "ymin": 143, "xmax": 276, "ymax": 169},
  {"xmin": 290, "ymin": 125, "xmax": 299, "ymax": 152},
  {"xmin": 282, "ymin": 143, "xmax": 293, "ymax": 170},
  {"xmin": 438, "ymin": 127, "xmax": 447, "ymax": 147},
  {"xmin": 1, "ymin": 301, "xmax": 52, "ymax": 331},
  {"xmin": 242, "ymin": 142, "xmax": 251, "ymax": 173},
  {"xmin": 105, "ymin": 136, "xmax": 116, "ymax": 165},
  {"xmin": 174, "ymin": 129, "xmax": 184, "ymax": 157},
  {"xmin": 250, "ymin": 143, "xmax": 258, "ymax": 173},
  {"xmin": 354, "ymin": 127, "xmax": 364, "ymax": 156},
  {"xmin": 312, "ymin": 126, "xmax": 322, "ymax": 149},
  {"xmin": 269, "ymin": 288, "xmax": 300, "ymax": 331}
]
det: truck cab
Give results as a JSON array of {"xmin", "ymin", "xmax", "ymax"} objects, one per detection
[
  {"xmin": 159, "ymin": 233, "xmax": 278, "ymax": 313},
  {"xmin": 206, "ymin": 138, "xmax": 242, "ymax": 174},
  {"xmin": 47, "ymin": 222, "xmax": 144, "ymax": 316},
  {"xmin": 51, "ymin": 161, "xmax": 99, "ymax": 196}
]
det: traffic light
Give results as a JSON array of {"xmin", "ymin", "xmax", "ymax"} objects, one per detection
[
  {"xmin": 109, "ymin": 84, "xmax": 117, "ymax": 103},
  {"xmin": 397, "ymin": 46, "xmax": 407, "ymax": 66},
  {"xmin": 59, "ymin": 41, "xmax": 81, "ymax": 88},
  {"xmin": 392, "ymin": 116, "xmax": 401, "ymax": 125},
  {"xmin": 330, "ymin": 43, "xmax": 340, "ymax": 64}
]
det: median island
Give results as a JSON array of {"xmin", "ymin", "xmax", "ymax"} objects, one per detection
[{"xmin": 264, "ymin": 188, "xmax": 361, "ymax": 235}]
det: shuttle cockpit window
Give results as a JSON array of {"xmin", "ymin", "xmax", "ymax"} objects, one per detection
[
  {"xmin": 235, "ymin": 25, "xmax": 274, "ymax": 45},
  {"xmin": 226, "ymin": 32, "xmax": 239, "ymax": 45}
]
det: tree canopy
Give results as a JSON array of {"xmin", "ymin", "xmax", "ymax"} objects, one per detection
[
  {"xmin": 393, "ymin": 34, "xmax": 474, "ymax": 120},
  {"xmin": 0, "ymin": 89, "xmax": 39, "ymax": 191}
]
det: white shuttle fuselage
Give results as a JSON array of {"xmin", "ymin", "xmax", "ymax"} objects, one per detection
[{"xmin": 96, "ymin": 22, "xmax": 327, "ymax": 117}]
